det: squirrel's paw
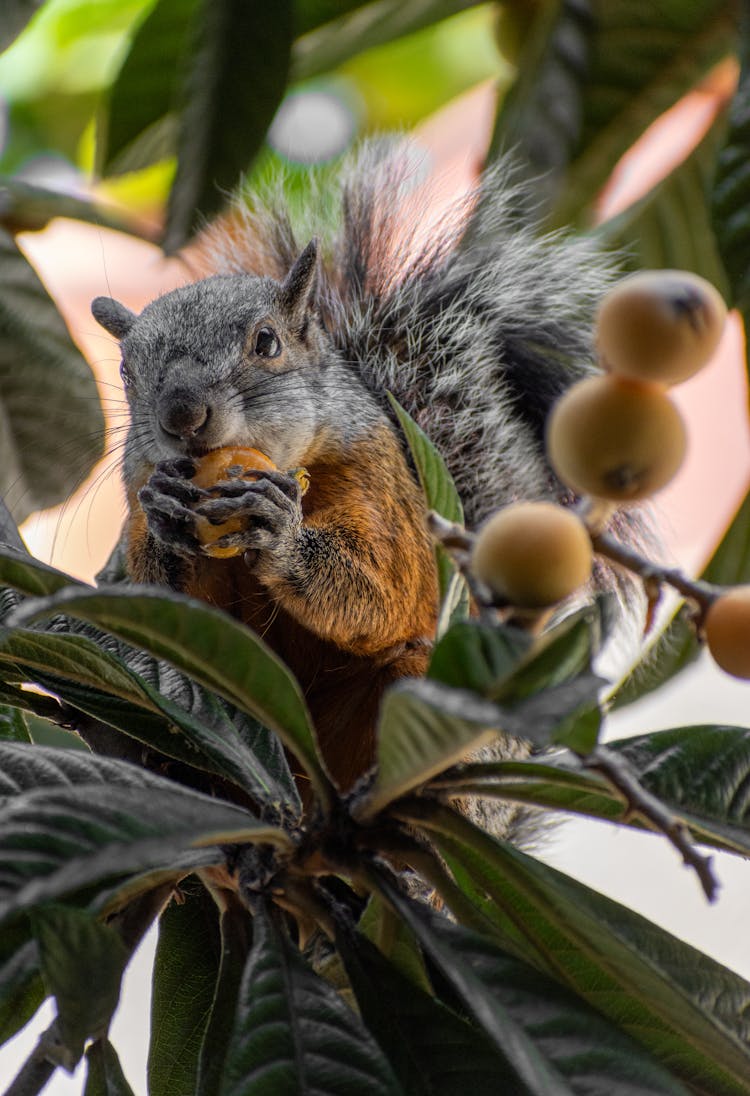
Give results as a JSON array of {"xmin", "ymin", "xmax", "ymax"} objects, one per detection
[
  {"xmin": 194, "ymin": 471, "xmax": 302, "ymax": 556},
  {"xmin": 138, "ymin": 459, "xmax": 205, "ymax": 558}
]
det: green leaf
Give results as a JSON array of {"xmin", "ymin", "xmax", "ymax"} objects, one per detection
[
  {"xmin": 494, "ymin": 598, "xmax": 613, "ymax": 704},
  {"xmin": 703, "ymin": 485, "xmax": 750, "ymax": 586},
  {"xmin": 149, "ymin": 880, "xmax": 221, "ymax": 1096},
  {"xmin": 609, "ymin": 724, "xmax": 750, "ymax": 855},
  {"xmin": 31, "ymin": 905, "xmax": 129, "ymax": 1069},
  {"xmin": 357, "ymin": 893, "xmax": 430, "ymax": 993},
  {"xmin": 338, "ymin": 929, "xmax": 523, "ymax": 1095},
  {"xmin": 0, "ymin": 741, "xmax": 175, "ymax": 802},
  {"xmin": 367, "ymin": 874, "xmax": 693, "ymax": 1096},
  {"xmin": 0, "ymin": 0, "xmax": 42, "ymax": 52},
  {"xmin": 494, "ymin": 0, "xmax": 737, "ymax": 227},
  {"xmin": 0, "ymin": 229, "xmax": 104, "ymax": 523},
  {"xmin": 85, "ymin": 1039, "xmax": 136, "ymax": 1096},
  {"xmin": 609, "ymin": 603, "xmax": 700, "ymax": 709},
  {"xmin": 220, "ymin": 901, "xmax": 402, "ymax": 1095},
  {"xmin": 431, "ymin": 722, "xmax": 750, "ymax": 857},
  {"xmin": 196, "ymin": 897, "xmax": 251, "ymax": 1096},
  {"xmin": 597, "ymin": 113, "xmax": 730, "ymax": 293},
  {"xmin": 415, "ymin": 805, "xmax": 750, "ymax": 1096},
  {"xmin": 0, "ymin": 701, "xmax": 30, "ymax": 741},
  {"xmin": 388, "ymin": 394, "xmax": 464, "ymax": 609},
  {"xmin": 0, "ymin": 917, "xmax": 45, "ymax": 1044},
  {"xmin": 164, "ymin": 0, "xmax": 294, "ymax": 252},
  {"xmin": 0, "ymin": 622, "xmax": 295, "ymax": 804},
  {"xmin": 0, "ymin": 777, "xmax": 288, "ymax": 922},
  {"xmin": 0, "ymin": 544, "xmax": 86, "ymax": 599},
  {"xmin": 0, "ymin": 177, "xmax": 145, "ymax": 236},
  {"xmin": 388, "ymin": 394, "xmax": 463, "ymax": 525},
  {"xmin": 363, "ymin": 666, "xmax": 605, "ymax": 820},
  {"xmin": 12, "ymin": 585, "xmax": 332, "ymax": 806},
  {"xmin": 361, "ymin": 678, "xmax": 518, "ymax": 820},
  {"xmin": 97, "ymin": 0, "xmax": 201, "ymax": 174},
  {"xmin": 291, "ymin": 0, "xmax": 485, "ymax": 83},
  {"xmin": 428, "ymin": 620, "xmax": 531, "ymax": 695},
  {"xmin": 713, "ymin": 1, "xmax": 750, "ymax": 321}
]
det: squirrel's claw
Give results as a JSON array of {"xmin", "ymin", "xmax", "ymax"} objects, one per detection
[
  {"xmin": 194, "ymin": 475, "xmax": 303, "ymax": 560},
  {"xmin": 138, "ymin": 470, "xmax": 202, "ymax": 558}
]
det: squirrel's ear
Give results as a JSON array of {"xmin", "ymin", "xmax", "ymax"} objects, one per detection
[
  {"xmin": 280, "ymin": 239, "xmax": 319, "ymax": 332},
  {"xmin": 91, "ymin": 296, "xmax": 137, "ymax": 339}
]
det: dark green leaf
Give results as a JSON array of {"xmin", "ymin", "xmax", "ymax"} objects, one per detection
[
  {"xmin": 339, "ymin": 929, "xmax": 520, "ymax": 1095},
  {"xmin": 363, "ymin": 666, "xmax": 606, "ymax": 820},
  {"xmin": 0, "ymin": 701, "xmax": 30, "ymax": 742},
  {"xmin": 295, "ymin": 0, "xmax": 372, "ymax": 37},
  {"xmin": 220, "ymin": 902, "xmax": 402, "ymax": 1095},
  {"xmin": 197, "ymin": 897, "xmax": 251, "ymax": 1096},
  {"xmin": 98, "ymin": 0, "xmax": 201, "ymax": 174},
  {"xmin": 31, "ymin": 905, "xmax": 129, "ymax": 1068},
  {"xmin": 164, "ymin": 0, "xmax": 294, "ymax": 252},
  {"xmin": 0, "ymin": 740, "xmax": 176, "ymax": 802},
  {"xmin": 428, "ymin": 620, "xmax": 531, "ymax": 695},
  {"xmin": 368, "ymin": 874, "xmax": 693, "ymax": 1096},
  {"xmin": 388, "ymin": 394, "xmax": 464, "ymax": 608},
  {"xmin": 0, "ymin": 0, "xmax": 42, "ymax": 51},
  {"xmin": 0, "ymin": 622, "xmax": 293, "ymax": 803},
  {"xmin": 0, "ymin": 177, "xmax": 144, "ymax": 236},
  {"xmin": 493, "ymin": 598, "xmax": 613, "ymax": 704},
  {"xmin": 357, "ymin": 893, "xmax": 430, "ymax": 992},
  {"xmin": 361, "ymin": 678, "xmax": 521, "ymax": 819},
  {"xmin": 703, "ymin": 485, "xmax": 750, "ymax": 586},
  {"xmin": 388, "ymin": 394, "xmax": 463, "ymax": 525},
  {"xmin": 493, "ymin": 0, "xmax": 737, "ymax": 227},
  {"xmin": 0, "ymin": 778, "xmax": 288, "ymax": 922},
  {"xmin": 610, "ymin": 603, "xmax": 700, "ymax": 709},
  {"xmin": 12, "ymin": 585, "xmax": 331, "ymax": 806},
  {"xmin": 415, "ymin": 805, "xmax": 750, "ymax": 1096},
  {"xmin": 149, "ymin": 881, "xmax": 221, "ymax": 1096},
  {"xmin": 713, "ymin": 0, "xmax": 750, "ymax": 320},
  {"xmin": 434, "ymin": 723, "xmax": 750, "ymax": 859},
  {"xmin": 0, "ymin": 545, "xmax": 86, "ymax": 599},
  {"xmin": 610, "ymin": 724, "xmax": 750, "ymax": 854},
  {"xmin": 0, "ymin": 229, "xmax": 104, "ymax": 523},
  {"xmin": 85, "ymin": 1039, "xmax": 136, "ymax": 1096},
  {"xmin": 0, "ymin": 917, "xmax": 44, "ymax": 1044}
]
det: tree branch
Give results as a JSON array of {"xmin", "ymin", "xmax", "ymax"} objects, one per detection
[{"xmin": 586, "ymin": 745, "xmax": 719, "ymax": 902}]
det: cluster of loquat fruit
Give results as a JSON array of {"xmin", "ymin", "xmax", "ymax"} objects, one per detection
[{"xmin": 471, "ymin": 269, "xmax": 750, "ymax": 680}]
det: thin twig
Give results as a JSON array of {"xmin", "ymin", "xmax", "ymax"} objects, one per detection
[
  {"xmin": 588, "ymin": 527, "xmax": 717, "ymax": 613},
  {"xmin": 586, "ymin": 745, "xmax": 719, "ymax": 902}
]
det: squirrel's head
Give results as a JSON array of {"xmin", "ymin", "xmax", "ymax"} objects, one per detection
[{"xmin": 91, "ymin": 240, "xmax": 356, "ymax": 475}]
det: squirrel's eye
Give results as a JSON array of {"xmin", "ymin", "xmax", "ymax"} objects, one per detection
[
  {"xmin": 120, "ymin": 359, "xmax": 133, "ymax": 389},
  {"xmin": 254, "ymin": 326, "xmax": 281, "ymax": 358}
]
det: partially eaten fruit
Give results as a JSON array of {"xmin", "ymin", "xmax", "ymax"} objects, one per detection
[{"xmin": 192, "ymin": 446, "xmax": 308, "ymax": 559}]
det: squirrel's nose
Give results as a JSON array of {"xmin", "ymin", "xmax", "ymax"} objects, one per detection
[{"xmin": 157, "ymin": 387, "xmax": 210, "ymax": 440}]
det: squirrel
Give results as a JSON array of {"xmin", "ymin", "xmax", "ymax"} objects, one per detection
[{"xmin": 91, "ymin": 140, "xmax": 621, "ymax": 795}]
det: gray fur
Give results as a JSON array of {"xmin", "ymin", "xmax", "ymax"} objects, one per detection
[{"xmin": 199, "ymin": 139, "xmax": 620, "ymax": 526}]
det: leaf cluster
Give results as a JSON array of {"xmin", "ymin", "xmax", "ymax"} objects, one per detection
[{"xmin": 1, "ymin": 2, "xmax": 750, "ymax": 1094}]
